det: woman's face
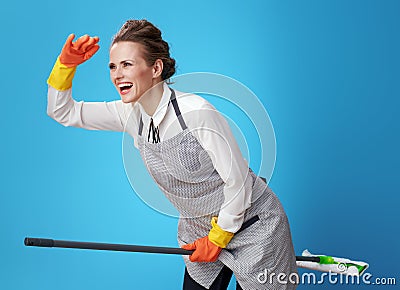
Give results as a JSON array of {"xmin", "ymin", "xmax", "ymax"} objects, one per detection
[{"xmin": 109, "ymin": 41, "xmax": 156, "ymax": 103}]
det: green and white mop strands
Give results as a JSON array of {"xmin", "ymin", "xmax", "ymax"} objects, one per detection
[{"xmin": 296, "ymin": 250, "xmax": 369, "ymax": 276}]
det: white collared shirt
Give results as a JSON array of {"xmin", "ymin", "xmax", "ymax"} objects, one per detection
[{"xmin": 47, "ymin": 82, "xmax": 253, "ymax": 233}]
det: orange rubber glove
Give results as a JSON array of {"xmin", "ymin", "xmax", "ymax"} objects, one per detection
[
  {"xmin": 181, "ymin": 217, "xmax": 234, "ymax": 263},
  {"xmin": 47, "ymin": 34, "xmax": 100, "ymax": 91},
  {"xmin": 60, "ymin": 34, "xmax": 100, "ymax": 67},
  {"xmin": 181, "ymin": 236, "xmax": 222, "ymax": 262}
]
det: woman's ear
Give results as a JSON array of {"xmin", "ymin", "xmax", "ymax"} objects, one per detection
[{"xmin": 153, "ymin": 59, "xmax": 164, "ymax": 79}]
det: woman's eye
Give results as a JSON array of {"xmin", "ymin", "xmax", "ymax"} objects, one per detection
[
  {"xmin": 123, "ymin": 62, "xmax": 132, "ymax": 67},
  {"xmin": 109, "ymin": 64, "xmax": 116, "ymax": 70}
]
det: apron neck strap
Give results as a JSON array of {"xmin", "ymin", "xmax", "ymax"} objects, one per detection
[
  {"xmin": 138, "ymin": 88, "xmax": 187, "ymax": 137},
  {"xmin": 169, "ymin": 88, "xmax": 188, "ymax": 131}
]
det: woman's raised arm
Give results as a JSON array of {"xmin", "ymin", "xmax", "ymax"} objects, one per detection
[{"xmin": 46, "ymin": 34, "xmax": 128, "ymax": 132}]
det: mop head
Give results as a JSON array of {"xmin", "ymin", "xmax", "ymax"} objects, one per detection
[{"xmin": 296, "ymin": 249, "xmax": 369, "ymax": 276}]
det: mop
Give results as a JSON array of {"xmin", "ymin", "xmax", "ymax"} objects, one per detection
[
  {"xmin": 24, "ymin": 237, "xmax": 368, "ymax": 276},
  {"xmin": 296, "ymin": 249, "xmax": 369, "ymax": 276}
]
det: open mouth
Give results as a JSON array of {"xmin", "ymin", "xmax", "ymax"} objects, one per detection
[{"xmin": 118, "ymin": 82, "xmax": 133, "ymax": 95}]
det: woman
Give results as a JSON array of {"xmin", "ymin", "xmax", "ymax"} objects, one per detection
[{"xmin": 46, "ymin": 19, "xmax": 298, "ymax": 289}]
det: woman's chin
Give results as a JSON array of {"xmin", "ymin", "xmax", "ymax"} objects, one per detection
[
  {"xmin": 121, "ymin": 97, "xmax": 131, "ymax": 103},
  {"xmin": 121, "ymin": 93, "xmax": 137, "ymax": 103}
]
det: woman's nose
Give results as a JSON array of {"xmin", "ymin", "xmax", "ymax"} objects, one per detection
[{"xmin": 113, "ymin": 66, "xmax": 124, "ymax": 79}]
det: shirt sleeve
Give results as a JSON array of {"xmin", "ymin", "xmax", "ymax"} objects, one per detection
[
  {"xmin": 189, "ymin": 101, "xmax": 253, "ymax": 233},
  {"xmin": 47, "ymin": 85, "xmax": 127, "ymax": 132}
]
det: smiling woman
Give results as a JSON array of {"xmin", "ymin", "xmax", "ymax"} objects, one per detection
[
  {"xmin": 108, "ymin": 20, "xmax": 175, "ymax": 111},
  {"xmin": 45, "ymin": 19, "xmax": 298, "ymax": 290},
  {"xmin": 109, "ymin": 41, "xmax": 163, "ymax": 108},
  {"xmin": 111, "ymin": 20, "xmax": 176, "ymax": 78}
]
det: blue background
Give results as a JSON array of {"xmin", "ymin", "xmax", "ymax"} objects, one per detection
[{"xmin": 1, "ymin": 0, "xmax": 399, "ymax": 289}]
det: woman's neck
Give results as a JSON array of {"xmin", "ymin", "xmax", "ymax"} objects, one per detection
[{"xmin": 138, "ymin": 81, "xmax": 164, "ymax": 117}]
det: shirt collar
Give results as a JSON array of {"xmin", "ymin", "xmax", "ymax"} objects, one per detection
[{"xmin": 138, "ymin": 82, "xmax": 171, "ymax": 126}]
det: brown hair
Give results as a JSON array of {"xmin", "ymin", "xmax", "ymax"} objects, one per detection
[{"xmin": 112, "ymin": 20, "xmax": 176, "ymax": 81}]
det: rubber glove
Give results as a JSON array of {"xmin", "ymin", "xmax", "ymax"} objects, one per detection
[
  {"xmin": 59, "ymin": 34, "xmax": 100, "ymax": 67},
  {"xmin": 181, "ymin": 217, "xmax": 234, "ymax": 262},
  {"xmin": 47, "ymin": 34, "xmax": 100, "ymax": 91}
]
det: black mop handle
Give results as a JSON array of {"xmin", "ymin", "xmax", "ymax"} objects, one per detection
[
  {"xmin": 24, "ymin": 237, "xmax": 193, "ymax": 255},
  {"xmin": 24, "ymin": 237, "xmax": 320, "ymax": 262}
]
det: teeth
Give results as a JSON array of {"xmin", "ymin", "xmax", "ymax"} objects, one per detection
[{"xmin": 118, "ymin": 83, "xmax": 133, "ymax": 88}]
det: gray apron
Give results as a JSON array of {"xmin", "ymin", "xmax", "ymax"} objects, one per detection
[{"xmin": 137, "ymin": 88, "xmax": 298, "ymax": 289}]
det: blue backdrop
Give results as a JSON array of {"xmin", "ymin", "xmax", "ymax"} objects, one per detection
[{"xmin": 1, "ymin": 0, "xmax": 399, "ymax": 289}]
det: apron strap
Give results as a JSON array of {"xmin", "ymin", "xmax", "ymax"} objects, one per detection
[
  {"xmin": 169, "ymin": 88, "xmax": 188, "ymax": 130},
  {"xmin": 137, "ymin": 88, "xmax": 187, "ymax": 137},
  {"xmin": 138, "ymin": 114, "xmax": 144, "ymax": 136}
]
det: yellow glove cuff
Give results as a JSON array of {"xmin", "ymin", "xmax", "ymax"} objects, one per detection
[
  {"xmin": 47, "ymin": 57, "xmax": 77, "ymax": 91},
  {"xmin": 208, "ymin": 217, "xmax": 234, "ymax": 248}
]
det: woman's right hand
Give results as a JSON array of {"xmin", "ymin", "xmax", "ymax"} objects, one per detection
[
  {"xmin": 59, "ymin": 34, "xmax": 100, "ymax": 67},
  {"xmin": 47, "ymin": 34, "xmax": 99, "ymax": 91}
]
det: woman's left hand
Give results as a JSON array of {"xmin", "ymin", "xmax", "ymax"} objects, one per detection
[{"xmin": 181, "ymin": 236, "xmax": 222, "ymax": 262}]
